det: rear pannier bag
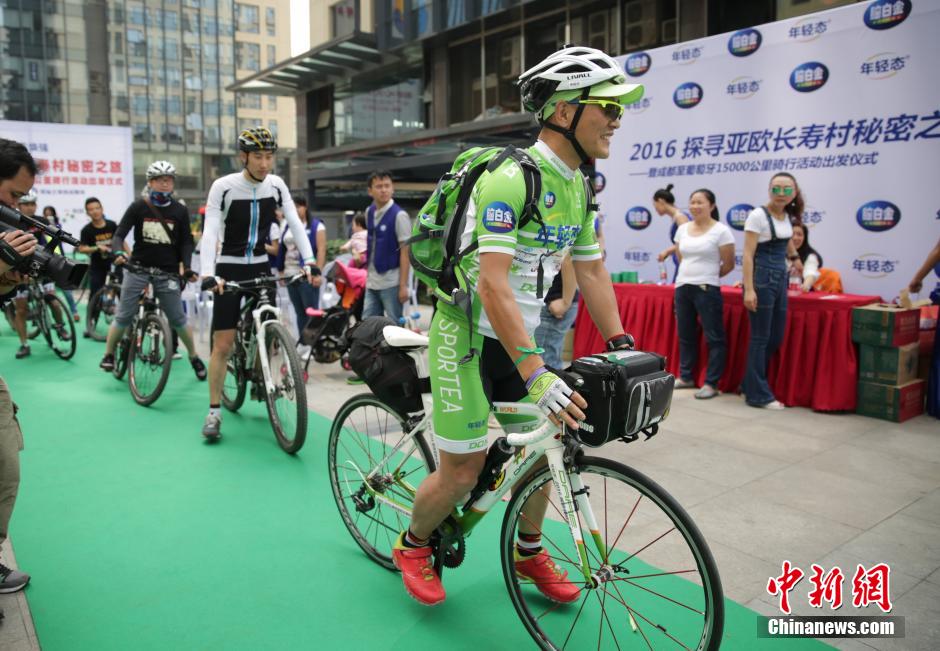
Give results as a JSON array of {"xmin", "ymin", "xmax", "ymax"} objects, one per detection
[
  {"xmin": 568, "ymin": 350, "xmax": 675, "ymax": 447},
  {"xmin": 345, "ymin": 316, "xmax": 426, "ymax": 417}
]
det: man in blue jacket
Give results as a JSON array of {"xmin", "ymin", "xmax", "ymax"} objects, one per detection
[{"xmin": 362, "ymin": 170, "xmax": 411, "ymax": 323}]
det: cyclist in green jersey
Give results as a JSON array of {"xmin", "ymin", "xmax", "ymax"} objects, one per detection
[{"xmin": 392, "ymin": 46, "xmax": 642, "ymax": 606}]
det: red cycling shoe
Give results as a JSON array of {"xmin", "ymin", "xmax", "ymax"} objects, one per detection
[
  {"xmin": 514, "ymin": 548, "xmax": 581, "ymax": 603},
  {"xmin": 392, "ymin": 532, "xmax": 446, "ymax": 606}
]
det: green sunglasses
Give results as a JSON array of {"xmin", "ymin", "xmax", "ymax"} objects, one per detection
[
  {"xmin": 771, "ymin": 185, "xmax": 795, "ymax": 196},
  {"xmin": 567, "ymin": 98, "xmax": 625, "ymax": 121}
]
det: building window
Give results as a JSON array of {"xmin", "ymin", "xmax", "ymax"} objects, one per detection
[
  {"xmin": 449, "ymin": 40, "xmax": 481, "ymax": 124},
  {"xmin": 127, "ymin": 28, "xmax": 147, "ymax": 57},
  {"xmin": 268, "ymin": 94, "xmax": 277, "ymax": 110},
  {"xmin": 237, "ymin": 93, "xmax": 262, "ymax": 109},
  {"xmin": 412, "ymin": 0, "xmax": 433, "ymax": 38},
  {"xmin": 332, "ymin": 0, "xmax": 356, "ymax": 39},
  {"xmin": 266, "ymin": 7, "xmax": 276, "ymax": 36},
  {"xmin": 235, "ymin": 42, "xmax": 261, "ymax": 71},
  {"xmin": 268, "ymin": 120, "xmax": 278, "ymax": 138},
  {"xmin": 483, "ymin": 32, "xmax": 521, "ymax": 118},
  {"xmin": 235, "ymin": 3, "xmax": 260, "ymax": 33},
  {"xmin": 267, "ymin": 44, "xmax": 277, "ymax": 67},
  {"xmin": 333, "ymin": 71, "xmax": 424, "ymax": 146}
]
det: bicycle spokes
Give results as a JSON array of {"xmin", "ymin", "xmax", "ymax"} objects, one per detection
[{"xmin": 504, "ymin": 460, "xmax": 722, "ymax": 651}]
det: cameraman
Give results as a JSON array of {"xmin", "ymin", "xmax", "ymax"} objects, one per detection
[{"xmin": 0, "ymin": 137, "xmax": 38, "ymax": 604}]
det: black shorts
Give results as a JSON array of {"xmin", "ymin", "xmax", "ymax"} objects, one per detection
[
  {"xmin": 211, "ymin": 262, "xmax": 275, "ymax": 331},
  {"xmin": 479, "ymin": 336, "xmax": 528, "ymax": 405}
]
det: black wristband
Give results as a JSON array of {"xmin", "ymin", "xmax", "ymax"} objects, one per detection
[{"xmin": 605, "ymin": 333, "xmax": 635, "ymax": 351}]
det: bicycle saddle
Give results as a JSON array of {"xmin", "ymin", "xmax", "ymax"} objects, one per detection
[{"xmin": 382, "ymin": 325, "xmax": 428, "ymax": 349}]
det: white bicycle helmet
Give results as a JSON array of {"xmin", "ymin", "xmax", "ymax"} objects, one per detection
[
  {"xmin": 146, "ymin": 160, "xmax": 176, "ymax": 180},
  {"xmin": 518, "ymin": 45, "xmax": 643, "ymax": 162},
  {"xmin": 17, "ymin": 190, "xmax": 37, "ymax": 204}
]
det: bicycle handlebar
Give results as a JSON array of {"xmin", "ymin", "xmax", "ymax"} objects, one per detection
[
  {"xmin": 504, "ymin": 420, "xmax": 558, "ymax": 448},
  {"xmin": 201, "ymin": 272, "xmax": 306, "ymax": 293}
]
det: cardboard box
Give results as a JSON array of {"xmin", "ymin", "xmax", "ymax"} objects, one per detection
[
  {"xmin": 918, "ymin": 353, "xmax": 931, "ymax": 381},
  {"xmin": 859, "ymin": 343, "xmax": 920, "ymax": 385},
  {"xmin": 856, "ymin": 379, "xmax": 925, "ymax": 423},
  {"xmin": 852, "ymin": 304, "xmax": 920, "ymax": 347}
]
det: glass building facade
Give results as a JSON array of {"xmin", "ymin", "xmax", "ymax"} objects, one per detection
[{"xmin": 0, "ymin": 0, "xmax": 295, "ymax": 203}]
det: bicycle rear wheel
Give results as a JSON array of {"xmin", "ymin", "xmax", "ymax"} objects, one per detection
[
  {"xmin": 128, "ymin": 313, "xmax": 173, "ymax": 406},
  {"xmin": 40, "ymin": 295, "xmax": 77, "ymax": 360},
  {"xmin": 500, "ymin": 455, "xmax": 723, "ymax": 651},
  {"xmin": 86, "ymin": 286, "xmax": 118, "ymax": 341},
  {"xmin": 262, "ymin": 321, "xmax": 307, "ymax": 453},
  {"xmin": 327, "ymin": 393, "xmax": 435, "ymax": 570}
]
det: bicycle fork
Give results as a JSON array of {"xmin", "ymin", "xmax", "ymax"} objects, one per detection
[{"xmin": 252, "ymin": 306, "xmax": 281, "ymax": 399}]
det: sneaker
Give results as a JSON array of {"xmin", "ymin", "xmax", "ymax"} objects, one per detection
[
  {"xmin": 694, "ymin": 385, "xmax": 718, "ymax": 400},
  {"xmin": 72, "ymin": 313, "xmax": 81, "ymax": 323},
  {"xmin": 99, "ymin": 353, "xmax": 115, "ymax": 372},
  {"xmin": 514, "ymin": 548, "xmax": 581, "ymax": 604},
  {"xmin": 758, "ymin": 400, "xmax": 786, "ymax": 410},
  {"xmin": 172, "ymin": 351, "xmax": 182, "ymax": 360},
  {"xmin": 190, "ymin": 356, "xmax": 208, "ymax": 381},
  {"xmin": 297, "ymin": 344, "xmax": 312, "ymax": 362},
  {"xmin": 15, "ymin": 344, "xmax": 30, "ymax": 359},
  {"xmin": 202, "ymin": 413, "xmax": 222, "ymax": 442},
  {"xmin": 0, "ymin": 562, "xmax": 30, "ymax": 594},
  {"xmin": 392, "ymin": 532, "xmax": 446, "ymax": 606},
  {"xmin": 674, "ymin": 378, "xmax": 696, "ymax": 389},
  {"xmin": 54, "ymin": 323, "xmax": 71, "ymax": 341}
]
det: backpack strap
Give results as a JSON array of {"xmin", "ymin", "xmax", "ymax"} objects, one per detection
[{"xmin": 582, "ymin": 173, "xmax": 599, "ymax": 215}]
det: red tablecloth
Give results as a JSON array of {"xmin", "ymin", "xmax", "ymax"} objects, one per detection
[{"xmin": 572, "ymin": 284, "xmax": 880, "ymax": 411}]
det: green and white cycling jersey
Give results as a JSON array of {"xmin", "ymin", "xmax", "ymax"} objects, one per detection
[{"xmin": 456, "ymin": 139, "xmax": 603, "ymax": 338}]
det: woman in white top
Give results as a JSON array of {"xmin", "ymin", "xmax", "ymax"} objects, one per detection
[
  {"xmin": 673, "ymin": 188, "xmax": 735, "ymax": 399},
  {"xmin": 741, "ymin": 173, "xmax": 804, "ymax": 410},
  {"xmin": 788, "ymin": 222, "xmax": 822, "ymax": 292}
]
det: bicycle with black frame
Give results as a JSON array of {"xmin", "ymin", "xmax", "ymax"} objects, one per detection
[
  {"xmin": 4, "ymin": 277, "xmax": 75, "ymax": 359},
  {"xmin": 203, "ymin": 272, "xmax": 309, "ymax": 454},
  {"xmin": 111, "ymin": 262, "xmax": 178, "ymax": 406},
  {"xmin": 85, "ymin": 266, "xmax": 123, "ymax": 341}
]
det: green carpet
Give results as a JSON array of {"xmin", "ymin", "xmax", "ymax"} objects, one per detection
[{"xmin": 1, "ymin": 333, "xmax": 829, "ymax": 649}]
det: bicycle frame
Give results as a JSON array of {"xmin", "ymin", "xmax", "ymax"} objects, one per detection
[{"xmin": 348, "ymin": 397, "xmax": 608, "ymax": 585}]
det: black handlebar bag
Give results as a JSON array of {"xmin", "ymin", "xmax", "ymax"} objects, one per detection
[{"xmin": 568, "ymin": 350, "xmax": 675, "ymax": 447}]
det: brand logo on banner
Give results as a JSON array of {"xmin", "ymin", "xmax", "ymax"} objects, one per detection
[
  {"xmin": 864, "ymin": 0, "xmax": 912, "ymax": 30},
  {"xmin": 625, "ymin": 206, "xmax": 652, "ymax": 230},
  {"xmin": 788, "ymin": 17, "xmax": 830, "ymax": 41},
  {"xmin": 623, "ymin": 247, "xmax": 652, "ymax": 268},
  {"xmin": 857, "ymin": 200, "xmax": 901, "ymax": 231},
  {"xmin": 673, "ymin": 83, "xmax": 703, "ymax": 109},
  {"xmin": 728, "ymin": 28, "xmax": 762, "ymax": 56},
  {"xmin": 726, "ymin": 204, "xmax": 753, "ymax": 231},
  {"xmin": 544, "ymin": 192, "xmax": 556, "ymax": 208},
  {"xmin": 860, "ymin": 52, "xmax": 910, "ymax": 79},
  {"xmin": 853, "ymin": 253, "xmax": 899, "ymax": 278},
  {"xmin": 671, "ymin": 45, "xmax": 703, "ymax": 64},
  {"xmin": 790, "ymin": 62, "xmax": 829, "ymax": 92},
  {"xmin": 803, "ymin": 207, "xmax": 826, "ymax": 228},
  {"xmin": 593, "ymin": 173, "xmax": 606, "ymax": 193},
  {"xmin": 726, "ymin": 77, "xmax": 762, "ymax": 99},
  {"xmin": 625, "ymin": 52, "xmax": 651, "ymax": 77}
]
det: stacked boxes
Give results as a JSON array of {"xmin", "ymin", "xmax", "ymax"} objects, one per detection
[{"xmin": 852, "ymin": 304, "xmax": 924, "ymax": 422}]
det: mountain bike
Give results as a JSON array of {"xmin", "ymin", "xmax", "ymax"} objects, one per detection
[
  {"xmin": 216, "ymin": 273, "xmax": 308, "ymax": 454},
  {"xmin": 327, "ymin": 326, "xmax": 724, "ymax": 651},
  {"xmin": 86, "ymin": 268, "xmax": 122, "ymax": 341},
  {"xmin": 6, "ymin": 279, "xmax": 76, "ymax": 359},
  {"xmin": 112, "ymin": 263, "xmax": 176, "ymax": 406}
]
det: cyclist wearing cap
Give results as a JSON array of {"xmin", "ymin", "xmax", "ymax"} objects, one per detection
[
  {"xmin": 10, "ymin": 190, "xmax": 70, "ymax": 359},
  {"xmin": 98, "ymin": 160, "xmax": 207, "ymax": 381},
  {"xmin": 392, "ymin": 46, "xmax": 641, "ymax": 606},
  {"xmin": 199, "ymin": 127, "xmax": 320, "ymax": 442}
]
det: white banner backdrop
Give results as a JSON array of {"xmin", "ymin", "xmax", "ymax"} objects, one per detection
[
  {"xmin": 597, "ymin": 0, "xmax": 940, "ymax": 299},
  {"xmin": 0, "ymin": 121, "xmax": 134, "ymax": 251}
]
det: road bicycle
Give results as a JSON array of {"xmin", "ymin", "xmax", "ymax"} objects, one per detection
[
  {"xmin": 217, "ymin": 273, "xmax": 308, "ymax": 454},
  {"xmin": 328, "ymin": 326, "xmax": 724, "ymax": 650},
  {"xmin": 4, "ymin": 279, "xmax": 76, "ymax": 359},
  {"xmin": 112, "ymin": 263, "xmax": 177, "ymax": 406},
  {"xmin": 86, "ymin": 268, "xmax": 122, "ymax": 341}
]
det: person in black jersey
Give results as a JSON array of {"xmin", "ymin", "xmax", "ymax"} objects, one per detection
[
  {"xmin": 98, "ymin": 161, "xmax": 207, "ymax": 381},
  {"xmin": 198, "ymin": 127, "xmax": 319, "ymax": 442}
]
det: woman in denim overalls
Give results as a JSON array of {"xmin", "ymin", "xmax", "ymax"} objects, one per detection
[{"xmin": 741, "ymin": 173, "xmax": 804, "ymax": 409}]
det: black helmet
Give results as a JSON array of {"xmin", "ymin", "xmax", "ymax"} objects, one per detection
[{"xmin": 237, "ymin": 127, "xmax": 278, "ymax": 152}]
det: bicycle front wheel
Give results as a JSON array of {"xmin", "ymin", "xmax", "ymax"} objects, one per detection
[
  {"xmin": 128, "ymin": 313, "xmax": 173, "ymax": 406},
  {"xmin": 41, "ymin": 295, "xmax": 77, "ymax": 360},
  {"xmin": 501, "ymin": 455, "xmax": 724, "ymax": 651},
  {"xmin": 262, "ymin": 322, "xmax": 307, "ymax": 454},
  {"xmin": 327, "ymin": 393, "xmax": 435, "ymax": 570}
]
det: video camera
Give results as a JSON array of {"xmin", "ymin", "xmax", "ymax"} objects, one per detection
[{"xmin": 0, "ymin": 203, "xmax": 88, "ymax": 289}]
